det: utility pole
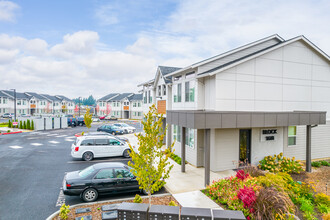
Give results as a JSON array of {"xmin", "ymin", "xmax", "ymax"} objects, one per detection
[{"xmin": 79, "ymin": 97, "xmax": 81, "ymax": 117}]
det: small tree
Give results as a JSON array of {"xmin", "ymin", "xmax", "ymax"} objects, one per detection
[
  {"xmin": 84, "ymin": 107, "xmax": 93, "ymax": 133},
  {"xmin": 31, "ymin": 120, "xmax": 34, "ymax": 130},
  {"xmin": 19, "ymin": 121, "xmax": 23, "ymax": 129},
  {"xmin": 8, "ymin": 120, "xmax": 12, "ymax": 128},
  {"xmin": 23, "ymin": 121, "xmax": 27, "ymax": 129},
  {"xmin": 27, "ymin": 119, "xmax": 31, "ymax": 130},
  {"xmin": 128, "ymin": 105, "xmax": 174, "ymax": 206}
]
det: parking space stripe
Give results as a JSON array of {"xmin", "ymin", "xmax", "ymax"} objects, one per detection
[{"xmin": 67, "ymin": 158, "xmax": 131, "ymax": 164}]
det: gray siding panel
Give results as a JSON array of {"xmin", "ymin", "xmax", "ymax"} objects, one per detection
[{"xmin": 198, "ymin": 39, "xmax": 280, "ymax": 74}]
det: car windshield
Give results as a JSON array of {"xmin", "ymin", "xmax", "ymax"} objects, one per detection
[
  {"xmin": 79, "ymin": 165, "xmax": 95, "ymax": 178},
  {"xmin": 121, "ymin": 124, "xmax": 130, "ymax": 127},
  {"xmin": 112, "ymin": 126, "xmax": 120, "ymax": 129}
]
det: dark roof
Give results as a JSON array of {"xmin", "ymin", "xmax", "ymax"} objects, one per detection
[
  {"xmin": 56, "ymin": 95, "xmax": 73, "ymax": 102},
  {"xmin": 0, "ymin": 91, "xmax": 12, "ymax": 98},
  {"xmin": 98, "ymin": 93, "xmax": 119, "ymax": 101},
  {"xmin": 2, "ymin": 90, "xmax": 30, "ymax": 99},
  {"xmin": 159, "ymin": 66, "xmax": 181, "ymax": 84},
  {"xmin": 25, "ymin": 92, "xmax": 48, "ymax": 100},
  {"xmin": 111, "ymin": 93, "xmax": 134, "ymax": 101},
  {"xmin": 40, "ymin": 94, "xmax": 62, "ymax": 102},
  {"xmin": 128, "ymin": 93, "xmax": 143, "ymax": 101}
]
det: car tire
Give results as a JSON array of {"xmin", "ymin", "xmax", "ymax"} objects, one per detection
[
  {"xmin": 142, "ymin": 189, "xmax": 148, "ymax": 195},
  {"xmin": 82, "ymin": 151, "xmax": 94, "ymax": 161},
  {"xmin": 123, "ymin": 149, "xmax": 131, "ymax": 158},
  {"xmin": 82, "ymin": 188, "xmax": 98, "ymax": 202},
  {"xmin": 112, "ymin": 131, "xmax": 115, "ymax": 135}
]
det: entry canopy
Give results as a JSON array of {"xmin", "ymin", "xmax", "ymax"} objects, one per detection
[{"xmin": 167, "ymin": 110, "xmax": 326, "ymax": 129}]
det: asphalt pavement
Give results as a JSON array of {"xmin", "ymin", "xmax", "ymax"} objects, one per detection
[{"xmin": 0, "ymin": 121, "xmax": 166, "ymax": 220}]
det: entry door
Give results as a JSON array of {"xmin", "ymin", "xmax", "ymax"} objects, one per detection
[{"xmin": 239, "ymin": 129, "xmax": 251, "ymax": 165}]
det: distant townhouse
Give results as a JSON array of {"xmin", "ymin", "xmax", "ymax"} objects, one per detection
[
  {"xmin": 96, "ymin": 93, "xmax": 143, "ymax": 119},
  {"xmin": 139, "ymin": 34, "xmax": 330, "ymax": 186},
  {"xmin": 0, "ymin": 90, "xmax": 74, "ymax": 116}
]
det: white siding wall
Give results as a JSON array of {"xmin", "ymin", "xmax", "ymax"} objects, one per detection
[
  {"xmin": 251, "ymin": 127, "xmax": 284, "ymax": 165},
  {"xmin": 172, "ymin": 128, "xmax": 198, "ymax": 166},
  {"xmin": 212, "ymin": 40, "xmax": 330, "ymax": 115},
  {"xmin": 283, "ymin": 121, "xmax": 330, "ymax": 160}
]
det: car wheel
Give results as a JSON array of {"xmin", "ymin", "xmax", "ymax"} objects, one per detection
[
  {"xmin": 82, "ymin": 188, "xmax": 98, "ymax": 202},
  {"xmin": 82, "ymin": 151, "xmax": 94, "ymax": 161},
  {"xmin": 142, "ymin": 189, "xmax": 148, "ymax": 195},
  {"xmin": 123, "ymin": 149, "xmax": 131, "ymax": 158},
  {"xmin": 112, "ymin": 131, "xmax": 115, "ymax": 135}
]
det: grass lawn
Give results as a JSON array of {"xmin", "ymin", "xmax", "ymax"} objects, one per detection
[{"xmin": 0, "ymin": 124, "xmax": 8, "ymax": 127}]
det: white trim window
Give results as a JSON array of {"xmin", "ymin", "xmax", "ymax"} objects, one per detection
[
  {"xmin": 185, "ymin": 81, "xmax": 195, "ymax": 102},
  {"xmin": 173, "ymin": 125, "xmax": 181, "ymax": 142},
  {"xmin": 288, "ymin": 126, "xmax": 296, "ymax": 146},
  {"xmin": 186, "ymin": 128, "xmax": 195, "ymax": 149},
  {"xmin": 163, "ymin": 85, "xmax": 166, "ymax": 96},
  {"xmin": 174, "ymin": 83, "xmax": 182, "ymax": 103},
  {"xmin": 158, "ymin": 85, "xmax": 161, "ymax": 96}
]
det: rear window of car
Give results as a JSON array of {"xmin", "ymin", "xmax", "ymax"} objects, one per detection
[
  {"xmin": 94, "ymin": 169, "xmax": 114, "ymax": 179},
  {"xmin": 81, "ymin": 139, "xmax": 94, "ymax": 146},
  {"xmin": 95, "ymin": 139, "xmax": 109, "ymax": 145},
  {"xmin": 79, "ymin": 166, "xmax": 95, "ymax": 178}
]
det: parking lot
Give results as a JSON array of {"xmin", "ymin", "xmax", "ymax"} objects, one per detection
[{"xmin": 0, "ymin": 120, "xmax": 166, "ymax": 220}]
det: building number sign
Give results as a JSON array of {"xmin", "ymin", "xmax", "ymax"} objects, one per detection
[{"xmin": 260, "ymin": 129, "xmax": 277, "ymax": 142}]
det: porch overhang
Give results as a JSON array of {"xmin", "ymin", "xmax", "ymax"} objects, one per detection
[
  {"xmin": 167, "ymin": 110, "xmax": 327, "ymax": 187},
  {"xmin": 167, "ymin": 110, "xmax": 327, "ymax": 128}
]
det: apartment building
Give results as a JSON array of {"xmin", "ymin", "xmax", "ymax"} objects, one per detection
[
  {"xmin": 97, "ymin": 93, "xmax": 143, "ymax": 119},
  {"xmin": 0, "ymin": 90, "xmax": 75, "ymax": 116},
  {"xmin": 139, "ymin": 34, "xmax": 330, "ymax": 186}
]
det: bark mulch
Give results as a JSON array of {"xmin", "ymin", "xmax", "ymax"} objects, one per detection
[{"xmin": 52, "ymin": 195, "xmax": 179, "ymax": 220}]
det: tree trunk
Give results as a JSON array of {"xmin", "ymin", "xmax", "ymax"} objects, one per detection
[{"xmin": 148, "ymin": 192, "xmax": 152, "ymax": 207}]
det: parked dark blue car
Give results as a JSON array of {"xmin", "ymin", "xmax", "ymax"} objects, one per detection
[
  {"xmin": 97, "ymin": 125, "xmax": 124, "ymax": 135},
  {"xmin": 67, "ymin": 117, "xmax": 77, "ymax": 127}
]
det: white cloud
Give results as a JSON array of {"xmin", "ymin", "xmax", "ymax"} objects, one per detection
[
  {"xmin": 95, "ymin": 4, "xmax": 119, "ymax": 26},
  {"xmin": 0, "ymin": 1, "xmax": 19, "ymax": 22}
]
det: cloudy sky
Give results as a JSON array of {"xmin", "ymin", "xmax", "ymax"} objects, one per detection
[{"xmin": 0, "ymin": 0, "xmax": 329, "ymax": 99}]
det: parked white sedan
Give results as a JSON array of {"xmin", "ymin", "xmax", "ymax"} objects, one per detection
[
  {"xmin": 113, "ymin": 123, "xmax": 136, "ymax": 134},
  {"xmin": 71, "ymin": 135, "xmax": 134, "ymax": 161}
]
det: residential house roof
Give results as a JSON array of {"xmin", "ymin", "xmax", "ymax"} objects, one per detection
[
  {"xmin": 158, "ymin": 66, "xmax": 181, "ymax": 84},
  {"xmin": 2, "ymin": 90, "xmax": 31, "ymax": 99},
  {"xmin": 98, "ymin": 93, "xmax": 120, "ymax": 102},
  {"xmin": 55, "ymin": 95, "xmax": 73, "ymax": 102},
  {"xmin": 0, "ymin": 91, "xmax": 12, "ymax": 98},
  {"xmin": 111, "ymin": 93, "xmax": 134, "ymax": 101},
  {"xmin": 128, "ymin": 94, "xmax": 143, "ymax": 101},
  {"xmin": 40, "ymin": 94, "xmax": 62, "ymax": 102},
  {"xmin": 25, "ymin": 92, "xmax": 48, "ymax": 100}
]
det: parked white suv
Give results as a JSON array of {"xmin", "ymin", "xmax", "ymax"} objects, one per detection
[
  {"xmin": 71, "ymin": 135, "xmax": 133, "ymax": 161},
  {"xmin": 113, "ymin": 123, "xmax": 136, "ymax": 134}
]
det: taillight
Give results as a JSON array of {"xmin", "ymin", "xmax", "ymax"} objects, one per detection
[
  {"xmin": 75, "ymin": 146, "xmax": 79, "ymax": 151},
  {"xmin": 66, "ymin": 183, "xmax": 71, "ymax": 188}
]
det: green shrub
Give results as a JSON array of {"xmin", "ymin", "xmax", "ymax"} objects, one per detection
[
  {"xmin": 169, "ymin": 201, "xmax": 177, "ymax": 206},
  {"xmin": 311, "ymin": 161, "xmax": 321, "ymax": 167},
  {"xmin": 242, "ymin": 164, "xmax": 265, "ymax": 177},
  {"xmin": 19, "ymin": 121, "xmax": 23, "ymax": 129},
  {"xmin": 81, "ymin": 131, "xmax": 85, "ymax": 136},
  {"xmin": 321, "ymin": 161, "xmax": 330, "ymax": 166},
  {"xmin": 315, "ymin": 193, "xmax": 330, "ymax": 207},
  {"xmin": 27, "ymin": 119, "xmax": 31, "ymax": 130},
  {"xmin": 31, "ymin": 120, "xmax": 34, "ymax": 130},
  {"xmin": 258, "ymin": 153, "xmax": 303, "ymax": 173},
  {"xmin": 7, "ymin": 130, "xmax": 10, "ymax": 133},
  {"xmin": 317, "ymin": 204, "xmax": 330, "ymax": 214},
  {"xmin": 23, "ymin": 121, "xmax": 26, "ymax": 129},
  {"xmin": 8, "ymin": 120, "xmax": 12, "ymax": 128},
  {"xmin": 59, "ymin": 203, "xmax": 70, "ymax": 220},
  {"xmin": 133, "ymin": 194, "xmax": 142, "ymax": 203}
]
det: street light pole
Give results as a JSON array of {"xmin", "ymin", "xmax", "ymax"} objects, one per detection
[{"xmin": 11, "ymin": 89, "xmax": 16, "ymax": 121}]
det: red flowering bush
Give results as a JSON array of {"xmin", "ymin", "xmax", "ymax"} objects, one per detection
[
  {"xmin": 237, "ymin": 186, "xmax": 256, "ymax": 209},
  {"xmin": 236, "ymin": 170, "xmax": 250, "ymax": 181}
]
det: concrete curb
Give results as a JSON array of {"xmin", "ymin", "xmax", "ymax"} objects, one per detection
[
  {"xmin": 45, "ymin": 193, "xmax": 171, "ymax": 220},
  {"xmin": 0, "ymin": 131, "xmax": 23, "ymax": 135}
]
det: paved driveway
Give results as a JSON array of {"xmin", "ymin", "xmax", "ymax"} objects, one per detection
[{"xmin": 0, "ymin": 121, "xmax": 163, "ymax": 220}]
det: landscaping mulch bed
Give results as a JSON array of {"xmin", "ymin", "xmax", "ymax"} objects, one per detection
[
  {"xmin": 52, "ymin": 195, "xmax": 179, "ymax": 220},
  {"xmin": 291, "ymin": 166, "xmax": 330, "ymax": 195}
]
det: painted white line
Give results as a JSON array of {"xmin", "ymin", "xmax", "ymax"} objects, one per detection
[
  {"xmin": 47, "ymin": 134, "xmax": 58, "ymax": 136},
  {"xmin": 31, "ymin": 143, "xmax": 43, "ymax": 146},
  {"xmin": 67, "ymin": 158, "xmax": 131, "ymax": 164},
  {"xmin": 9, "ymin": 145, "xmax": 23, "ymax": 149},
  {"xmin": 49, "ymin": 140, "xmax": 60, "ymax": 144},
  {"xmin": 56, "ymin": 135, "xmax": 68, "ymax": 138}
]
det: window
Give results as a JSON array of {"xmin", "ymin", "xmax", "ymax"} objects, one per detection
[
  {"xmin": 185, "ymin": 81, "xmax": 195, "ymax": 102},
  {"xmin": 79, "ymin": 166, "xmax": 95, "ymax": 178},
  {"xmin": 288, "ymin": 126, "xmax": 296, "ymax": 146},
  {"xmin": 133, "ymin": 102, "xmax": 136, "ymax": 107},
  {"xmin": 177, "ymin": 83, "xmax": 181, "ymax": 102},
  {"xmin": 138, "ymin": 102, "xmax": 141, "ymax": 107},
  {"xmin": 148, "ymin": 90, "xmax": 152, "ymax": 103},
  {"xmin": 158, "ymin": 85, "xmax": 161, "ymax": 96},
  {"xmin": 23, "ymin": 100, "xmax": 26, "ymax": 105},
  {"xmin": 95, "ymin": 139, "xmax": 109, "ymax": 145},
  {"xmin": 17, "ymin": 100, "xmax": 21, "ymax": 105},
  {"xmin": 163, "ymin": 85, "xmax": 166, "ymax": 96},
  {"xmin": 109, "ymin": 139, "xmax": 122, "ymax": 146},
  {"xmin": 186, "ymin": 128, "xmax": 195, "ymax": 149},
  {"xmin": 0, "ymin": 98, "xmax": 1, "ymax": 104},
  {"xmin": 3, "ymin": 98, "xmax": 7, "ymax": 104},
  {"xmin": 144, "ymin": 91, "xmax": 147, "ymax": 104},
  {"xmin": 81, "ymin": 139, "xmax": 94, "ymax": 146},
  {"xmin": 138, "ymin": 112, "xmax": 141, "ymax": 116},
  {"xmin": 173, "ymin": 125, "xmax": 181, "ymax": 142},
  {"xmin": 114, "ymin": 169, "xmax": 134, "ymax": 178},
  {"xmin": 94, "ymin": 169, "xmax": 114, "ymax": 179}
]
